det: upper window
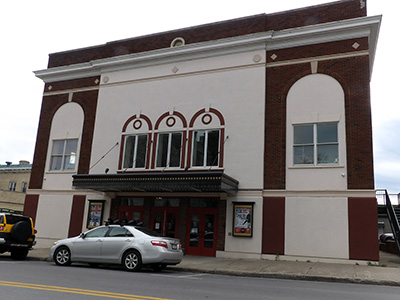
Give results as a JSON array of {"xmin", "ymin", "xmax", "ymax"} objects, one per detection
[
  {"xmin": 9, "ymin": 182, "xmax": 16, "ymax": 192},
  {"xmin": 156, "ymin": 132, "xmax": 182, "ymax": 168},
  {"xmin": 293, "ymin": 123, "xmax": 338, "ymax": 165},
  {"xmin": 192, "ymin": 130, "xmax": 220, "ymax": 167},
  {"xmin": 123, "ymin": 135, "xmax": 148, "ymax": 169},
  {"xmin": 50, "ymin": 139, "xmax": 78, "ymax": 171},
  {"xmin": 21, "ymin": 182, "xmax": 27, "ymax": 193}
]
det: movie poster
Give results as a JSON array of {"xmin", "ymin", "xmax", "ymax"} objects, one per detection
[{"xmin": 233, "ymin": 203, "xmax": 253, "ymax": 237}]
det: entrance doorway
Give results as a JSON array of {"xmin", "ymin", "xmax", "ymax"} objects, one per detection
[
  {"xmin": 150, "ymin": 198, "xmax": 179, "ymax": 238},
  {"xmin": 117, "ymin": 197, "xmax": 144, "ymax": 223},
  {"xmin": 185, "ymin": 198, "xmax": 218, "ymax": 257}
]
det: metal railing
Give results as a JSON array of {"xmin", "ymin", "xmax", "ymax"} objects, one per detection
[{"xmin": 378, "ymin": 189, "xmax": 400, "ymax": 254}]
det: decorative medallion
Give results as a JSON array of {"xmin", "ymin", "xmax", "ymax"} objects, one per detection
[
  {"xmin": 202, "ymin": 114, "xmax": 212, "ymax": 125},
  {"xmin": 133, "ymin": 119, "xmax": 142, "ymax": 130},
  {"xmin": 166, "ymin": 116, "xmax": 176, "ymax": 127},
  {"xmin": 253, "ymin": 54, "xmax": 262, "ymax": 63}
]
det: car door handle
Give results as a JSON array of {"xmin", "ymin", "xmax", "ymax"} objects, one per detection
[
  {"xmin": 96, "ymin": 239, "xmax": 103, "ymax": 242},
  {"xmin": 125, "ymin": 239, "xmax": 132, "ymax": 242}
]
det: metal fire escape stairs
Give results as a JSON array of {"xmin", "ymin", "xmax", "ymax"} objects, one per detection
[{"xmin": 380, "ymin": 189, "xmax": 400, "ymax": 254}]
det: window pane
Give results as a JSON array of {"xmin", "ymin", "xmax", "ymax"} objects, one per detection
[
  {"xmin": 85, "ymin": 227, "xmax": 109, "ymax": 238},
  {"xmin": 317, "ymin": 144, "xmax": 338, "ymax": 164},
  {"xmin": 52, "ymin": 140, "xmax": 65, "ymax": 155},
  {"xmin": 193, "ymin": 131, "xmax": 205, "ymax": 166},
  {"xmin": 108, "ymin": 227, "xmax": 130, "ymax": 237},
  {"xmin": 136, "ymin": 135, "xmax": 147, "ymax": 168},
  {"xmin": 156, "ymin": 134, "xmax": 169, "ymax": 167},
  {"xmin": 207, "ymin": 130, "xmax": 219, "ymax": 166},
  {"xmin": 63, "ymin": 155, "xmax": 76, "ymax": 170},
  {"xmin": 294, "ymin": 145, "xmax": 314, "ymax": 164},
  {"xmin": 65, "ymin": 139, "xmax": 78, "ymax": 155},
  {"xmin": 318, "ymin": 123, "xmax": 337, "ymax": 143},
  {"xmin": 123, "ymin": 136, "xmax": 135, "ymax": 169},
  {"xmin": 294, "ymin": 125, "xmax": 313, "ymax": 144},
  {"xmin": 190, "ymin": 198, "xmax": 218, "ymax": 208},
  {"xmin": 50, "ymin": 156, "xmax": 62, "ymax": 170},
  {"xmin": 169, "ymin": 133, "xmax": 182, "ymax": 167}
]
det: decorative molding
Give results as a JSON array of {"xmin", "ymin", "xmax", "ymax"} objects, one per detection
[{"xmin": 34, "ymin": 15, "xmax": 381, "ymax": 83}]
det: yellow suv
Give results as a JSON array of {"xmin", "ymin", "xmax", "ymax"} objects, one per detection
[{"xmin": 0, "ymin": 213, "xmax": 36, "ymax": 260}]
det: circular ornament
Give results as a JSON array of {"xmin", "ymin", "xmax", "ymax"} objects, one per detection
[
  {"xmin": 202, "ymin": 114, "xmax": 212, "ymax": 125},
  {"xmin": 133, "ymin": 119, "xmax": 142, "ymax": 130}
]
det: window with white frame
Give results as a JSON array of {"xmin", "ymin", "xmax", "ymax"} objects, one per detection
[
  {"xmin": 293, "ymin": 123, "xmax": 338, "ymax": 165},
  {"xmin": 123, "ymin": 135, "xmax": 148, "ymax": 169},
  {"xmin": 156, "ymin": 132, "xmax": 182, "ymax": 168},
  {"xmin": 192, "ymin": 130, "xmax": 220, "ymax": 167},
  {"xmin": 50, "ymin": 139, "xmax": 78, "ymax": 171}
]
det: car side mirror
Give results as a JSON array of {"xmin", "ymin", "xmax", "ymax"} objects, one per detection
[{"xmin": 79, "ymin": 233, "xmax": 86, "ymax": 239}]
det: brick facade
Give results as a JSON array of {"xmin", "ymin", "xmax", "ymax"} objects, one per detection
[
  {"xmin": 29, "ymin": 77, "xmax": 100, "ymax": 190},
  {"xmin": 27, "ymin": 0, "xmax": 379, "ymax": 260},
  {"xmin": 47, "ymin": 0, "xmax": 365, "ymax": 68}
]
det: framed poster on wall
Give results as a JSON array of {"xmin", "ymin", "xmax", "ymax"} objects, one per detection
[
  {"xmin": 233, "ymin": 202, "xmax": 254, "ymax": 237},
  {"xmin": 87, "ymin": 200, "xmax": 105, "ymax": 228}
]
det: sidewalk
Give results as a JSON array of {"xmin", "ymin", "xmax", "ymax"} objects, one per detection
[{"xmin": 27, "ymin": 248, "xmax": 400, "ymax": 287}]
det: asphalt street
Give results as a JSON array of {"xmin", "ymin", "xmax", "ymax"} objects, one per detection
[{"xmin": 1, "ymin": 258, "xmax": 399, "ymax": 300}]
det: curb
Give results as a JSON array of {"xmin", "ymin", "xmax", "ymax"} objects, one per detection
[{"xmin": 167, "ymin": 266, "xmax": 400, "ymax": 287}]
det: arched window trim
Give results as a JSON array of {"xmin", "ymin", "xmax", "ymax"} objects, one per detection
[
  {"xmin": 119, "ymin": 114, "xmax": 153, "ymax": 170},
  {"xmin": 151, "ymin": 111, "xmax": 188, "ymax": 169},
  {"xmin": 187, "ymin": 108, "xmax": 225, "ymax": 169}
]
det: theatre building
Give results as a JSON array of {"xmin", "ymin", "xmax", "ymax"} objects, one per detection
[{"xmin": 25, "ymin": 0, "xmax": 381, "ymax": 262}]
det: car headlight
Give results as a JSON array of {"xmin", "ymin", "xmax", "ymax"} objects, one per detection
[{"xmin": 53, "ymin": 241, "xmax": 58, "ymax": 246}]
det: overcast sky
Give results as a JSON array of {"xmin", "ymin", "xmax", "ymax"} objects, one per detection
[{"xmin": 1, "ymin": 0, "xmax": 398, "ymax": 193}]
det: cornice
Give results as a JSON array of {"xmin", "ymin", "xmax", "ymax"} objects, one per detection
[{"xmin": 34, "ymin": 15, "xmax": 381, "ymax": 83}]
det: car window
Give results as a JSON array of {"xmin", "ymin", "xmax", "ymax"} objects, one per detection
[
  {"xmin": 85, "ymin": 227, "xmax": 109, "ymax": 238},
  {"xmin": 5, "ymin": 215, "xmax": 30, "ymax": 225},
  {"xmin": 0, "ymin": 216, "xmax": 3, "ymax": 224},
  {"xmin": 134, "ymin": 226, "xmax": 163, "ymax": 237},
  {"xmin": 108, "ymin": 227, "xmax": 133, "ymax": 237}
]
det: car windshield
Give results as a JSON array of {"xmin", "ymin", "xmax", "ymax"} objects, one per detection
[{"xmin": 134, "ymin": 226, "xmax": 163, "ymax": 237}]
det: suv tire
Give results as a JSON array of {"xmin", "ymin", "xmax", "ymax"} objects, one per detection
[
  {"xmin": 11, "ymin": 221, "xmax": 32, "ymax": 243},
  {"xmin": 10, "ymin": 248, "xmax": 29, "ymax": 260}
]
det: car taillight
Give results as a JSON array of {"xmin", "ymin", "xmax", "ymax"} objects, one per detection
[
  {"xmin": 179, "ymin": 243, "xmax": 182, "ymax": 250},
  {"xmin": 0, "ymin": 226, "xmax": 3, "ymax": 231},
  {"xmin": 151, "ymin": 240, "xmax": 168, "ymax": 248},
  {"xmin": 34, "ymin": 229, "xmax": 37, "ymax": 234}
]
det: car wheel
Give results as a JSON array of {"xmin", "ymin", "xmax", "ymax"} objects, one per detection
[
  {"xmin": 11, "ymin": 221, "xmax": 32, "ymax": 243},
  {"xmin": 10, "ymin": 248, "xmax": 29, "ymax": 260},
  {"xmin": 151, "ymin": 264, "xmax": 167, "ymax": 272},
  {"xmin": 54, "ymin": 246, "xmax": 72, "ymax": 266},
  {"xmin": 122, "ymin": 250, "xmax": 142, "ymax": 272}
]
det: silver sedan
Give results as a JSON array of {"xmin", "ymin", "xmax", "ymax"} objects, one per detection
[{"xmin": 49, "ymin": 225, "xmax": 183, "ymax": 271}]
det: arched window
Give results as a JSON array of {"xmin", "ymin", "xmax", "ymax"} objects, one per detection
[
  {"xmin": 188, "ymin": 108, "xmax": 225, "ymax": 169},
  {"xmin": 49, "ymin": 102, "xmax": 83, "ymax": 171},
  {"xmin": 152, "ymin": 111, "xmax": 187, "ymax": 169},
  {"xmin": 120, "ymin": 114, "xmax": 152, "ymax": 170}
]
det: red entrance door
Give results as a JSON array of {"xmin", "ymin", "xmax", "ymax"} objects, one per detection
[
  {"xmin": 117, "ymin": 197, "xmax": 144, "ymax": 223},
  {"xmin": 151, "ymin": 207, "xmax": 179, "ymax": 238},
  {"xmin": 185, "ymin": 208, "xmax": 217, "ymax": 257}
]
